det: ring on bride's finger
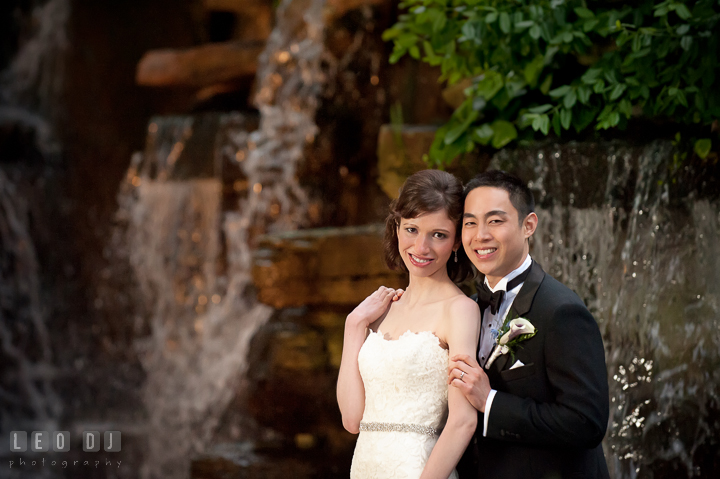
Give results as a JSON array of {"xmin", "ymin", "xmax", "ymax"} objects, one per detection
[{"xmin": 460, "ymin": 371, "xmax": 465, "ymax": 380}]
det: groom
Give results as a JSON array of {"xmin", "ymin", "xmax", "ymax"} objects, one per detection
[{"xmin": 449, "ymin": 170, "xmax": 610, "ymax": 479}]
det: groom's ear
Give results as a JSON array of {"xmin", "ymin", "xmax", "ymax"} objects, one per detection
[{"xmin": 523, "ymin": 212, "xmax": 538, "ymax": 239}]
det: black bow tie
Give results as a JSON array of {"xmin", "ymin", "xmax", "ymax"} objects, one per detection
[
  {"xmin": 477, "ymin": 286, "xmax": 505, "ymax": 315},
  {"xmin": 477, "ymin": 265, "xmax": 531, "ymax": 315}
]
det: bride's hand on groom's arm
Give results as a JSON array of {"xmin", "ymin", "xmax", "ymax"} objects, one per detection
[
  {"xmin": 346, "ymin": 286, "xmax": 403, "ymax": 328},
  {"xmin": 448, "ymin": 354, "xmax": 492, "ymax": 413}
]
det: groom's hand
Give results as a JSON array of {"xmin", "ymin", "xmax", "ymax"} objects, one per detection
[{"xmin": 449, "ymin": 354, "xmax": 492, "ymax": 413}]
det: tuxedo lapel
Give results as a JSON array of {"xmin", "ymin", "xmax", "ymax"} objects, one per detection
[
  {"xmin": 485, "ymin": 261, "xmax": 545, "ymax": 374},
  {"xmin": 509, "ymin": 260, "xmax": 545, "ymax": 318},
  {"xmin": 471, "ymin": 292, "xmax": 483, "ymax": 357}
]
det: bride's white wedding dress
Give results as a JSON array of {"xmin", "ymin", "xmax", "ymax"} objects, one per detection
[{"xmin": 350, "ymin": 330, "xmax": 459, "ymax": 479}]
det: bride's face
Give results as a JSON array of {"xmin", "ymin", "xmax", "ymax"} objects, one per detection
[{"xmin": 397, "ymin": 209, "xmax": 458, "ymax": 279}]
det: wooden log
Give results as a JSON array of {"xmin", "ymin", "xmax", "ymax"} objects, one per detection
[
  {"xmin": 136, "ymin": 0, "xmax": 389, "ymax": 88},
  {"xmin": 205, "ymin": 0, "xmax": 388, "ymax": 16},
  {"xmin": 252, "ymin": 224, "xmax": 406, "ymax": 308},
  {"xmin": 203, "ymin": 0, "xmax": 267, "ymax": 12},
  {"xmin": 136, "ymin": 42, "xmax": 264, "ymax": 87},
  {"xmin": 325, "ymin": 0, "xmax": 387, "ymax": 19}
]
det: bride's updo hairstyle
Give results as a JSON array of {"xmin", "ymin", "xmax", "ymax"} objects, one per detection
[{"xmin": 383, "ymin": 170, "xmax": 472, "ymax": 282}]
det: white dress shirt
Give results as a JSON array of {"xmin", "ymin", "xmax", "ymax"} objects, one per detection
[{"xmin": 478, "ymin": 254, "xmax": 532, "ymax": 436}]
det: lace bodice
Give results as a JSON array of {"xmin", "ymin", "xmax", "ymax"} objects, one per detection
[
  {"xmin": 359, "ymin": 330, "xmax": 450, "ymax": 429},
  {"xmin": 350, "ymin": 329, "xmax": 458, "ymax": 479}
]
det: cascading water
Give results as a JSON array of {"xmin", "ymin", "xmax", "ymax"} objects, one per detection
[
  {"xmin": 0, "ymin": 0, "xmax": 68, "ymax": 158},
  {"xmin": 493, "ymin": 141, "xmax": 720, "ymax": 478},
  {"xmin": 238, "ymin": 0, "xmax": 327, "ymax": 235},
  {"xmin": 113, "ymin": 1, "xmax": 330, "ymax": 477},
  {"xmin": 0, "ymin": 1, "xmax": 68, "ymax": 472},
  {"xmin": 0, "ymin": 170, "xmax": 62, "ymax": 458}
]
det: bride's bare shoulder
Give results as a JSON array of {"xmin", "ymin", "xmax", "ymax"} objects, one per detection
[
  {"xmin": 434, "ymin": 294, "xmax": 480, "ymax": 347},
  {"xmin": 447, "ymin": 293, "xmax": 479, "ymax": 314},
  {"xmin": 435, "ymin": 294, "xmax": 479, "ymax": 332}
]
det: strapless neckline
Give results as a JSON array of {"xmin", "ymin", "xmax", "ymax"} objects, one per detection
[{"xmin": 370, "ymin": 329, "xmax": 447, "ymax": 351}]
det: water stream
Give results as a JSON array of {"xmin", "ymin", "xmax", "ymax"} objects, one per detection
[
  {"xmin": 0, "ymin": 170, "xmax": 62, "ymax": 451},
  {"xmin": 493, "ymin": 141, "xmax": 720, "ymax": 478},
  {"xmin": 0, "ymin": 1, "xmax": 68, "ymax": 470},
  {"xmin": 114, "ymin": 1, "xmax": 330, "ymax": 477},
  {"xmin": 0, "ymin": 0, "xmax": 68, "ymax": 159}
]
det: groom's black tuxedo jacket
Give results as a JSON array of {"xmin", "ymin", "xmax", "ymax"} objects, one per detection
[{"xmin": 458, "ymin": 260, "xmax": 610, "ymax": 479}]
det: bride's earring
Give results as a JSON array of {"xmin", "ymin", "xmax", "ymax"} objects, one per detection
[{"xmin": 454, "ymin": 250, "xmax": 458, "ymax": 263}]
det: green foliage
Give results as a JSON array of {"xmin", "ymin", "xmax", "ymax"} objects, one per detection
[
  {"xmin": 383, "ymin": 0, "xmax": 720, "ymax": 166},
  {"xmin": 694, "ymin": 137, "xmax": 712, "ymax": 159}
]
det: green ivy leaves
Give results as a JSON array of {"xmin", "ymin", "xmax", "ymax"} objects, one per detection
[
  {"xmin": 694, "ymin": 138, "xmax": 712, "ymax": 159},
  {"xmin": 386, "ymin": 0, "xmax": 720, "ymax": 166}
]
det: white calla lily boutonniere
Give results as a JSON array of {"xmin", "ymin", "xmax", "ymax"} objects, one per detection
[{"xmin": 485, "ymin": 316, "xmax": 537, "ymax": 369}]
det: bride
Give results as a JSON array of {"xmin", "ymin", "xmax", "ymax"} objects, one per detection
[{"xmin": 337, "ymin": 170, "xmax": 480, "ymax": 479}]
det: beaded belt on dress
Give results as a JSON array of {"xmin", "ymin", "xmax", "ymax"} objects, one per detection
[{"xmin": 359, "ymin": 422, "xmax": 439, "ymax": 437}]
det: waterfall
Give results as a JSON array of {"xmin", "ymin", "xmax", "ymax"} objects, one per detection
[
  {"xmin": 114, "ymin": 1, "xmax": 330, "ymax": 477},
  {"xmin": 0, "ymin": 169, "xmax": 62, "ymax": 428},
  {"xmin": 0, "ymin": 0, "xmax": 69, "ymax": 158},
  {"xmin": 492, "ymin": 141, "xmax": 720, "ymax": 478},
  {"xmin": 236, "ymin": 0, "xmax": 327, "ymax": 236},
  {"xmin": 0, "ymin": 0, "xmax": 69, "ymax": 464}
]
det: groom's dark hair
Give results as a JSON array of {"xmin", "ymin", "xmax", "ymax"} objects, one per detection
[{"xmin": 463, "ymin": 170, "xmax": 535, "ymax": 223}]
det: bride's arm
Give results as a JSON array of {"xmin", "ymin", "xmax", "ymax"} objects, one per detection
[
  {"xmin": 420, "ymin": 297, "xmax": 480, "ymax": 479},
  {"xmin": 337, "ymin": 286, "xmax": 401, "ymax": 433}
]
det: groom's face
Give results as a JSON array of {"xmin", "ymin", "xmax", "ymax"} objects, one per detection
[{"xmin": 462, "ymin": 186, "xmax": 534, "ymax": 288}]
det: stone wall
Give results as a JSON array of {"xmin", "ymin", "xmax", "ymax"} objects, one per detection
[{"xmin": 192, "ymin": 225, "xmax": 406, "ymax": 477}]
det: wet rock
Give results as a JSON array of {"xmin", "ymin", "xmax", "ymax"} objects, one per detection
[
  {"xmin": 270, "ymin": 329, "xmax": 327, "ymax": 371},
  {"xmin": 376, "ymin": 124, "xmax": 490, "ymax": 198},
  {"xmin": 325, "ymin": 326, "xmax": 345, "ymax": 368},
  {"xmin": 376, "ymin": 124, "xmax": 435, "ymax": 198},
  {"xmin": 239, "ymin": 304, "xmax": 358, "ymax": 475},
  {"xmin": 252, "ymin": 224, "xmax": 406, "ymax": 308},
  {"xmin": 191, "ymin": 446, "xmax": 316, "ymax": 479},
  {"xmin": 139, "ymin": 112, "xmax": 258, "ymax": 183}
]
